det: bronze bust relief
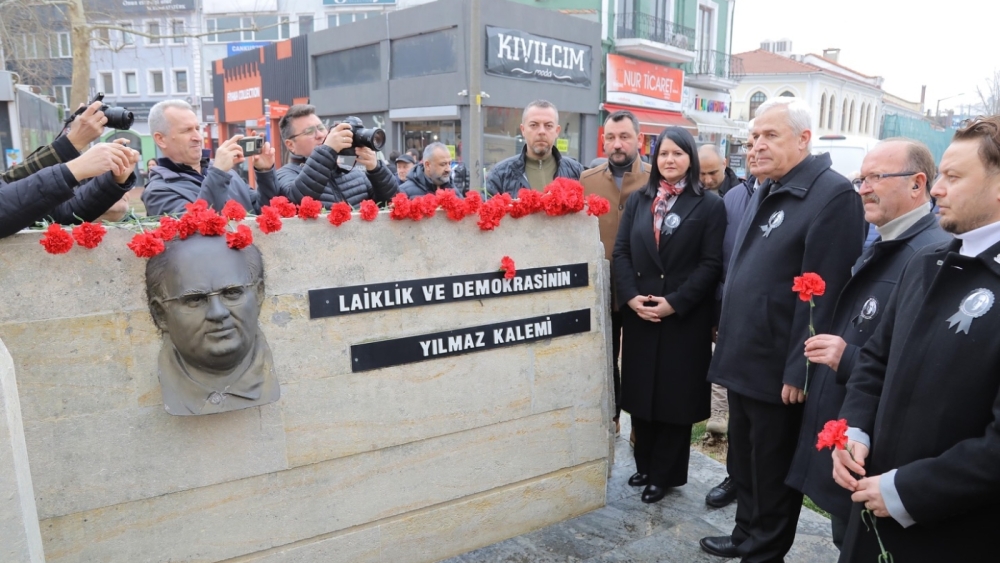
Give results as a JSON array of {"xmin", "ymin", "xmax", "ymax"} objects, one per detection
[{"xmin": 145, "ymin": 235, "xmax": 279, "ymax": 415}]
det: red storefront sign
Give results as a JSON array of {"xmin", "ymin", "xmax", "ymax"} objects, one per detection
[{"xmin": 606, "ymin": 54, "xmax": 684, "ymax": 112}]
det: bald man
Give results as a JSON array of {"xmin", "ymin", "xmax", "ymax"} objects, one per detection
[{"xmin": 699, "ymin": 145, "xmax": 742, "ymax": 196}]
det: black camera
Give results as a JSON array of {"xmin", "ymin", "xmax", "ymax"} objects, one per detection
[
  {"xmin": 66, "ymin": 93, "xmax": 134, "ymax": 130},
  {"xmin": 240, "ymin": 136, "xmax": 264, "ymax": 157},
  {"xmin": 339, "ymin": 116, "xmax": 385, "ymax": 156}
]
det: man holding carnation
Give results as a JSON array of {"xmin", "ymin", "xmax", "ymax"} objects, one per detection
[{"xmin": 833, "ymin": 116, "xmax": 1000, "ymax": 562}]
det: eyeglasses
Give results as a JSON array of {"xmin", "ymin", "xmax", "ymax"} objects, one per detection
[
  {"xmin": 159, "ymin": 284, "xmax": 254, "ymax": 310},
  {"xmin": 851, "ymin": 171, "xmax": 918, "ymax": 189},
  {"xmin": 287, "ymin": 124, "xmax": 328, "ymax": 141}
]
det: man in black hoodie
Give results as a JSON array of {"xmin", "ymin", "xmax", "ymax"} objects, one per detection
[
  {"xmin": 699, "ymin": 97, "xmax": 865, "ymax": 562},
  {"xmin": 400, "ymin": 142, "xmax": 463, "ymax": 197}
]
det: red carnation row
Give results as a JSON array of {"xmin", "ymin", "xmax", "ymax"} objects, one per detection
[{"xmin": 39, "ymin": 222, "xmax": 108, "ymax": 254}]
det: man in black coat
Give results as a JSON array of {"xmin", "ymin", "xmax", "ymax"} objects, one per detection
[
  {"xmin": 832, "ymin": 116, "xmax": 1000, "ymax": 562},
  {"xmin": 274, "ymin": 104, "xmax": 398, "ymax": 208},
  {"xmin": 486, "ymin": 100, "xmax": 583, "ymax": 195},
  {"xmin": 700, "ymin": 98, "xmax": 865, "ymax": 562},
  {"xmin": 400, "ymin": 143, "xmax": 464, "ymax": 197},
  {"xmin": 785, "ymin": 138, "xmax": 950, "ymax": 549}
]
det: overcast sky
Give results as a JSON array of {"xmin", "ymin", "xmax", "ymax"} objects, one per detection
[{"xmin": 730, "ymin": 0, "xmax": 1000, "ymax": 113}]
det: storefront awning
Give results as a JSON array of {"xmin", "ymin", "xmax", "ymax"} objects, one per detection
[
  {"xmin": 684, "ymin": 112, "xmax": 741, "ymax": 136},
  {"xmin": 602, "ymin": 103, "xmax": 698, "ymax": 136}
]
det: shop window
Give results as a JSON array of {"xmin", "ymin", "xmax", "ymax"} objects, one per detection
[
  {"xmin": 390, "ymin": 28, "xmax": 458, "ymax": 79},
  {"xmin": 748, "ymin": 92, "xmax": 766, "ymax": 119},
  {"xmin": 401, "ymin": 120, "xmax": 460, "ymax": 160},
  {"xmin": 313, "ymin": 44, "xmax": 380, "ymax": 89},
  {"xmin": 484, "ymin": 107, "xmax": 580, "ymax": 171}
]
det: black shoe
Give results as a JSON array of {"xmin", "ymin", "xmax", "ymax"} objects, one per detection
[
  {"xmin": 641, "ymin": 484, "xmax": 667, "ymax": 503},
  {"xmin": 628, "ymin": 472, "xmax": 649, "ymax": 487},
  {"xmin": 705, "ymin": 476, "xmax": 736, "ymax": 508},
  {"xmin": 699, "ymin": 535, "xmax": 740, "ymax": 558}
]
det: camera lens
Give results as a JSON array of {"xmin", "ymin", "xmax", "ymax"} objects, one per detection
[
  {"xmin": 104, "ymin": 106, "xmax": 134, "ymax": 130},
  {"xmin": 370, "ymin": 129, "xmax": 385, "ymax": 151}
]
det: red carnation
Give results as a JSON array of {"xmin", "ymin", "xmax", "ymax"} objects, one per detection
[
  {"xmin": 198, "ymin": 212, "xmax": 228, "ymax": 236},
  {"xmin": 127, "ymin": 231, "xmax": 165, "ymax": 258},
  {"xmin": 328, "ymin": 202, "xmax": 353, "ymax": 226},
  {"xmin": 157, "ymin": 216, "xmax": 180, "ymax": 240},
  {"xmin": 389, "ymin": 192, "xmax": 412, "ymax": 220},
  {"xmin": 184, "ymin": 199, "xmax": 209, "ymax": 214},
  {"xmin": 793, "ymin": 272, "xmax": 826, "ymax": 302},
  {"xmin": 542, "ymin": 178, "xmax": 585, "ymax": 216},
  {"xmin": 71, "ymin": 222, "xmax": 107, "ymax": 249},
  {"xmin": 585, "ymin": 194, "xmax": 611, "ymax": 217},
  {"xmin": 226, "ymin": 224, "xmax": 254, "ymax": 250},
  {"xmin": 256, "ymin": 206, "xmax": 283, "ymax": 234},
  {"xmin": 407, "ymin": 194, "xmax": 438, "ymax": 221},
  {"xmin": 477, "ymin": 194, "xmax": 511, "ymax": 231},
  {"xmin": 39, "ymin": 223, "xmax": 74, "ymax": 254},
  {"xmin": 177, "ymin": 212, "xmax": 200, "ymax": 239},
  {"xmin": 269, "ymin": 196, "xmax": 298, "ymax": 218},
  {"xmin": 510, "ymin": 188, "xmax": 543, "ymax": 218},
  {"xmin": 298, "ymin": 196, "xmax": 322, "ymax": 220},
  {"xmin": 500, "ymin": 256, "xmax": 516, "ymax": 280},
  {"xmin": 222, "ymin": 200, "xmax": 247, "ymax": 221},
  {"xmin": 437, "ymin": 189, "xmax": 467, "ymax": 221},
  {"xmin": 360, "ymin": 199, "xmax": 379, "ymax": 221},
  {"xmin": 464, "ymin": 190, "xmax": 483, "ymax": 214},
  {"xmin": 816, "ymin": 419, "xmax": 850, "ymax": 451}
]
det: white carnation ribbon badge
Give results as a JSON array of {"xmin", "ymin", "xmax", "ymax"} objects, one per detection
[
  {"xmin": 946, "ymin": 288, "xmax": 994, "ymax": 334},
  {"xmin": 661, "ymin": 212, "xmax": 681, "ymax": 236},
  {"xmin": 760, "ymin": 210, "xmax": 784, "ymax": 238}
]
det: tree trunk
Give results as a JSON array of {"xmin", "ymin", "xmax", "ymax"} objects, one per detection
[{"xmin": 67, "ymin": 0, "xmax": 91, "ymax": 109}]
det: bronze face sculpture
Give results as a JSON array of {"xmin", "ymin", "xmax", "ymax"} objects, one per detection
[{"xmin": 146, "ymin": 235, "xmax": 279, "ymax": 415}]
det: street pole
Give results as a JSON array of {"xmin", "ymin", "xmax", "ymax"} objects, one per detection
[{"xmin": 468, "ymin": 0, "xmax": 483, "ymax": 192}]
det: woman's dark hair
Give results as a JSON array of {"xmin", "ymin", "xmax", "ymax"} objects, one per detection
[{"xmin": 643, "ymin": 126, "xmax": 702, "ymax": 198}]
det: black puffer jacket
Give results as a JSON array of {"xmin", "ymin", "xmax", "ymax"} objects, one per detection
[
  {"xmin": 485, "ymin": 145, "xmax": 583, "ymax": 196},
  {"xmin": 279, "ymin": 146, "xmax": 398, "ymax": 208},
  {"xmin": 399, "ymin": 163, "xmax": 463, "ymax": 197},
  {"xmin": 0, "ymin": 164, "xmax": 134, "ymax": 239}
]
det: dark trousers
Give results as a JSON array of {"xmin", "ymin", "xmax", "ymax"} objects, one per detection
[
  {"xmin": 631, "ymin": 417, "xmax": 691, "ymax": 488},
  {"xmin": 831, "ymin": 513, "xmax": 848, "ymax": 550},
  {"xmin": 728, "ymin": 390, "xmax": 804, "ymax": 563},
  {"xmin": 612, "ymin": 310, "xmax": 622, "ymax": 420}
]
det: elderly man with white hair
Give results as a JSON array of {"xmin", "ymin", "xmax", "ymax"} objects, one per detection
[
  {"xmin": 142, "ymin": 100, "xmax": 277, "ymax": 216},
  {"xmin": 699, "ymin": 97, "xmax": 865, "ymax": 561}
]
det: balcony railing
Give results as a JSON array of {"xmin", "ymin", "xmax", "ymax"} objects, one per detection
[
  {"xmin": 687, "ymin": 50, "xmax": 745, "ymax": 82},
  {"xmin": 615, "ymin": 11, "xmax": 695, "ymax": 51}
]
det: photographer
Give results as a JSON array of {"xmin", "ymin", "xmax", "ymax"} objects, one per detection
[
  {"xmin": 142, "ymin": 100, "xmax": 275, "ymax": 216},
  {"xmin": 2, "ymin": 100, "xmax": 107, "ymax": 183},
  {"xmin": 274, "ymin": 105, "xmax": 397, "ymax": 208},
  {"xmin": 0, "ymin": 140, "xmax": 140, "ymax": 239}
]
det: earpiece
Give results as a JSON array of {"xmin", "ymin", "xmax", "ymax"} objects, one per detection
[{"xmin": 913, "ymin": 184, "xmax": 920, "ymax": 190}]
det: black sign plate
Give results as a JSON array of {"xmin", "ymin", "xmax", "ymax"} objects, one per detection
[
  {"xmin": 485, "ymin": 26, "xmax": 592, "ymax": 87},
  {"xmin": 309, "ymin": 263, "xmax": 588, "ymax": 319},
  {"xmin": 350, "ymin": 309, "xmax": 591, "ymax": 372}
]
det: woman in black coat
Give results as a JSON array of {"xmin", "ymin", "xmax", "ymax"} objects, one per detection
[{"xmin": 612, "ymin": 127, "xmax": 727, "ymax": 503}]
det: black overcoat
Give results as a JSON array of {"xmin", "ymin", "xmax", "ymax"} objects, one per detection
[
  {"xmin": 838, "ymin": 238, "xmax": 1000, "ymax": 562},
  {"xmin": 785, "ymin": 212, "xmax": 950, "ymax": 518},
  {"xmin": 612, "ymin": 186, "xmax": 726, "ymax": 424},
  {"xmin": 708, "ymin": 153, "xmax": 866, "ymax": 403}
]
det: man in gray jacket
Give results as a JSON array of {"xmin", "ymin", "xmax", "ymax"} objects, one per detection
[
  {"xmin": 273, "ymin": 105, "xmax": 397, "ymax": 208},
  {"xmin": 142, "ymin": 100, "xmax": 276, "ymax": 216}
]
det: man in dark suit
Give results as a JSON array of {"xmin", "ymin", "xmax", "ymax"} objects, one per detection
[
  {"xmin": 832, "ymin": 116, "xmax": 1000, "ymax": 562},
  {"xmin": 785, "ymin": 138, "xmax": 950, "ymax": 549},
  {"xmin": 700, "ymin": 97, "xmax": 865, "ymax": 561}
]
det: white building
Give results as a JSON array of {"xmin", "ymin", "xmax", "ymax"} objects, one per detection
[{"xmin": 731, "ymin": 47, "xmax": 883, "ymax": 139}]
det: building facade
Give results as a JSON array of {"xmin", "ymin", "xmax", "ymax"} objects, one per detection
[
  {"xmin": 731, "ymin": 48, "xmax": 884, "ymax": 140},
  {"xmin": 300, "ymin": 0, "xmax": 602, "ymax": 185}
]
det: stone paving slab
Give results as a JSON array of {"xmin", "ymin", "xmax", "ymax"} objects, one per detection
[{"xmin": 443, "ymin": 415, "xmax": 840, "ymax": 563}]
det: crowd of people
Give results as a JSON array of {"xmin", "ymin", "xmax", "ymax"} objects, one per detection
[{"xmin": 3, "ymin": 92, "xmax": 1000, "ymax": 562}]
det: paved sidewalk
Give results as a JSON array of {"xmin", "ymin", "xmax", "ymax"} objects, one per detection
[{"xmin": 443, "ymin": 415, "xmax": 840, "ymax": 563}]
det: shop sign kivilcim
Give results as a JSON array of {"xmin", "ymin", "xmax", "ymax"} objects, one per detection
[
  {"xmin": 605, "ymin": 54, "xmax": 683, "ymax": 112},
  {"xmin": 485, "ymin": 26, "xmax": 592, "ymax": 88}
]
